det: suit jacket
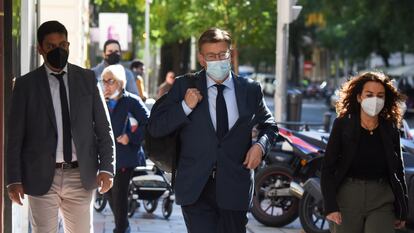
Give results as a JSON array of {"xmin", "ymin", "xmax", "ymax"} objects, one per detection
[
  {"xmin": 6, "ymin": 64, "xmax": 115, "ymax": 196},
  {"xmin": 321, "ymin": 114, "xmax": 408, "ymax": 220},
  {"xmin": 148, "ymin": 70, "xmax": 278, "ymax": 211}
]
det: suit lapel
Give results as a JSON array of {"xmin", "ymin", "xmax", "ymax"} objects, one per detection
[
  {"xmin": 37, "ymin": 65, "xmax": 58, "ymax": 132},
  {"xmin": 233, "ymin": 73, "xmax": 248, "ymax": 122},
  {"xmin": 223, "ymin": 73, "xmax": 248, "ymax": 139},
  {"xmin": 67, "ymin": 64, "xmax": 79, "ymax": 123},
  {"xmin": 195, "ymin": 71, "xmax": 217, "ymax": 137}
]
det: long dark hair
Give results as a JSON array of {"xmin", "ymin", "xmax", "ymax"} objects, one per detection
[{"xmin": 336, "ymin": 71, "xmax": 406, "ymax": 126}]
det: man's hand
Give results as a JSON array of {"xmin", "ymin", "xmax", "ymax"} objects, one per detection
[
  {"xmin": 394, "ymin": 220, "xmax": 405, "ymax": 229},
  {"xmin": 243, "ymin": 144, "xmax": 263, "ymax": 169},
  {"xmin": 7, "ymin": 184, "xmax": 24, "ymax": 205},
  {"xmin": 327, "ymin": 212, "xmax": 342, "ymax": 225},
  {"xmin": 96, "ymin": 172, "xmax": 113, "ymax": 194},
  {"xmin": 184, "ymin": 88, "xmax": 202, "ymax": 109},
  {"xmin": 116, "ymin": 134, "xmax": 129, "ymax": 145}
]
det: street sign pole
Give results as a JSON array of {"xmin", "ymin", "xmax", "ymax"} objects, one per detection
[
  {"xmin": 274, "ymin": 0, "xmax": 302, "ymax": 122},
  {"xmin": 144, "ymin": 0, "xmax": 151, "ymax": 95}
]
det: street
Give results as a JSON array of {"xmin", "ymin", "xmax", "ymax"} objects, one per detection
[{"xmin": 92, "ymin": 203, "xmax": 303, "ymax": 233}]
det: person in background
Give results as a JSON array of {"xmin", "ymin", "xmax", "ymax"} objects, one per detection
[
  {"xmin": 321, "ymin": 71, "xmax": 408, "ymax": 233},
  {"xmin": 157, "ymin": 71, "xmax": 175, "ymax": 98},
  {"xmin": 6, "ymin": 20, "xmax": 115, "ymax": 233},
  {"xmin": 130, "ymin": 59, "xmax": 147, "ymax": 101},
  {"xmin": 92, "ymin": 39, "xmax": 140, "ymax": 97},
  {"xmin": 148, "ymin": 28, "xmax": 278, "ymax": 233},
  {"xmin": 101, "ymin": 64, "xmax": 150, "ymax": 233}
]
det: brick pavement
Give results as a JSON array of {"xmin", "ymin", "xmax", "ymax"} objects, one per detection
[{"xmin": 92, "ymin": 201, "xmax": 303, "ymax": 233}]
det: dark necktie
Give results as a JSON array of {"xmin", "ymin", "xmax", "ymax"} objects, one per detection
[
  {"xmin": 51, "ymin": 72, "xmax": 72, "ymax": 163},
  {"xmin": 215, "ymin": 84, "xmax": 228, "ymax": 139}
]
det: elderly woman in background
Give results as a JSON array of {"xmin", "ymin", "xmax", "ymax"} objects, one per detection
[
  {"xmin": 321, "ymin": 71, "xmax": 408, "ymax": 233},
  {"xmin": 101, "ymin": 64, "xmax": 150, "ymax": 233}
]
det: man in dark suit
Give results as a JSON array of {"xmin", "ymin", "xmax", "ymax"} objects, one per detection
[
  {"xmin": 148, "ymin": 28, "xmax": 278, "ymax": 233},
  {"xmin": 6, "ymin": 21, "xmax": 115, "ymax": 233}
]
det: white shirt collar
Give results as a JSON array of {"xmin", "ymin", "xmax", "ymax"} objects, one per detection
[
  {"xmin": 44, "ymin": 63, "xmax": 68, "ymax": 75},
  {"xmin": 206, "ymin": 72, "xmax": 234, "ymax": 90}
]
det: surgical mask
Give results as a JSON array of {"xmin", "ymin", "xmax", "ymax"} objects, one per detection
[
  {"xmin": 206, "ymin": 59, "xmax": 231, "ymax": 81},
  {"xmin": 46, "ymin": 47, "xmax": 69, "ymax": 69},
  {"xmin": 108, "ymin": 89, "xmax": 121, "ymax": 100},
  {"xmin": 361, "ymin": 97, "xmax": 385, "ymax": 117},
  {"xmin": 106, "ymin": 52, "xmax": 121, "ymax": 65}
]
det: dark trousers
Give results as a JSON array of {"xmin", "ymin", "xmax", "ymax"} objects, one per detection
[
  {"xmin": 181, "ymin": 177, "xmax": 248, "ymax": 233},
  {"xmin": 105, "ymin": 167, "xmax": 134, "ymax": 233}
]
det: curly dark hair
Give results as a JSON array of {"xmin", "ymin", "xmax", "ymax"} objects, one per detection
[{"xmin": 336, "ymin": 71, "xmax": 406, "ymax": 126}]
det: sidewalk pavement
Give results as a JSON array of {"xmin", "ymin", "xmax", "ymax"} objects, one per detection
[{"xmin": 92, "ymin": 201, "xmax": 303, "ymax": 233}]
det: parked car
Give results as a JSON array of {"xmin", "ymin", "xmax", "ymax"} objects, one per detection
[
  {"xmin": 248, "ymin": 73, "xmax": 277, "ymax": 96},
  {"xmin": 388, "ymin": 64, "xmax": 414, "ymax": 114}
]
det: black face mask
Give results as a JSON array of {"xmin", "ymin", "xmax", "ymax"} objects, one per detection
[
  {"xmin": 105, "ymin": 52, "xmax": 121, "ymax": 65},
  {"xmin": 46, "ymin": 47, "xmax": 69, "ymax": 69}
]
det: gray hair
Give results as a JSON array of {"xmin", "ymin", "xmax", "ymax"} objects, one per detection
[{"xmin": 101, "ymin": 64, "xmax": 126, "ymax": 89}]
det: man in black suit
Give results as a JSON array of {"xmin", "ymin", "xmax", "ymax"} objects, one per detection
[
  {"xmin": 148, "ymin": 28, "xmax": 278, "ymax": 233},
  {"xmin": 6, "ymin": 21, "xmax": 115, "ymax": 233}
]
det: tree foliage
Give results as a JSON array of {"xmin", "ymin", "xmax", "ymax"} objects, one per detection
[
  {"xmin": 312, "ymin": 0, "xmax": 414, "ymax": 65},
  {"xmin": 93, "ymin": 0, "xmax": 414, "ymax": 68},
  {"xmin": 93, "ymin": 0, "xmax": 277, "ymax": 67}
]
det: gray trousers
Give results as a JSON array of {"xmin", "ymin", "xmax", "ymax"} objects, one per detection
[{"xmin": 330, "ymin": 178, "xmax": 396, "ymax": 233}]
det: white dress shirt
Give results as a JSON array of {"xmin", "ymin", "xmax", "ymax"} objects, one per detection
[
  {"xmin": 181, "ymin": 73, "xmax": 239, "ymax": 131},
  {"xmin": 45, "ymin": 64, "xmax": 78, "ymax": 163}
]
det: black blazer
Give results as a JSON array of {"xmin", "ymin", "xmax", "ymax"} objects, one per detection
[
  {"xmin": 6, "ymin": 64, "xmax": 115, "ymax": 195},
  {"xmin": 321, "ymin": 114, "xmax": 408, "ymax": 220},
  {"xmin": 148, "ymin": 70, "xmax": 278, "ymax": 211}
]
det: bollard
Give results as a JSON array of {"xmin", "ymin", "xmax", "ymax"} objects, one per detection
[
  {"xmin": 287, "ymin": 89, "xmax": 303, "ymax": 130},
  {"xmin": 323, "ymin": 112, "xmax": 332, "ymax": 132}
]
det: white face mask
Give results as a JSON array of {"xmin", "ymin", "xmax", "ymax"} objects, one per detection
[
  {"xmin": 108, "ymin": 89, "xmax": 121, "ymax": 100},
  {"xmin": 206, "ymin": 59, "xmax": 231, "ymax": 81},
  {"xmin": 361, "ymin": 97, "xmax": 385, "ymax": 117}
]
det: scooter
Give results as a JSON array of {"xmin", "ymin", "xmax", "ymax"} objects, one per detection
[{"xmin": 251, "ymin": 126, "xmax": 328, "ymax": 227}]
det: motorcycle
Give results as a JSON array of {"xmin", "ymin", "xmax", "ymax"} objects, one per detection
[{"xmin": 251, "ymin": 126, "xmax": 328, "ymax": 227}]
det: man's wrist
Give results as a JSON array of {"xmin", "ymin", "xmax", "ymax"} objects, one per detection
[
  {"xmin": 98, "ymin": 171, "xmax": 114, "ymax": 177},
  {"xmin": 181, "ymin": 100, "xmax": 193, "ymax": 116},
  {"xmin": 7, "ymin": 182, "xmax": 22, "ymax": 189}
]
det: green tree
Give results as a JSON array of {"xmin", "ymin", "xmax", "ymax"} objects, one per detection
[
  {"xmin": 317, "ymin": 0, "xmax": 414, "ymax": 66},
  {"xmin": 93, "ymin": 0, "xmax": 278, "ymax": 71}
]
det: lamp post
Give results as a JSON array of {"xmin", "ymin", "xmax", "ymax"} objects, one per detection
[
  {"xmin": 144, "ymin": 0, "xmax": 152, "ymax": 94},
  {"xmin": 274, "ymin": 0, "xmax": 302, "ymax": 122}
]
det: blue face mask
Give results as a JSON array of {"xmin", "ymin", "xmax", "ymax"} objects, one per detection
[{"xmin": 206, "ymin": 59, "xmax": 231, "ymax": 81}]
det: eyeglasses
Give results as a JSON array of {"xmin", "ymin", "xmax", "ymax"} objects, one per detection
[
  {"xmin": 203, "ymin": 50, "xmax": 231, "ymax": 61},
  {"xmin": 44, "ymin": 41, "xmax": 70, "ymax": 51},
  {"xmin": 102, "ymin": 79, "xmax": 117, "ymax": 85}
]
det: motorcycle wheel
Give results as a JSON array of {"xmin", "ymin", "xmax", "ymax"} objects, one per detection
[
  {"xmin": 143, "ymin": 199, "xmax": 158, "ymax": 213},
  {"xmin": 299, "ymin": 191, "xmax": 330, "ymax": 233},
  {"xmin": 161, "ymin": 198, "xmax": 173, "ymax": 219},
  {"xmin": 94, "ymin": 190, "xmax": 107, "ymax": 212},
  {"xmin": 251, "ymin": 164, "xmax": 299, "ymax": 227}
]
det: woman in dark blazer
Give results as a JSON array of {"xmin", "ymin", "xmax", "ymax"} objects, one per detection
[
  {"xmin": 321, "ymin": 71, "xmax": 408, "ymax": 233},
  {"xmin": 101, "ymin": 64, "xmax": 150, "ymax": 233}
]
